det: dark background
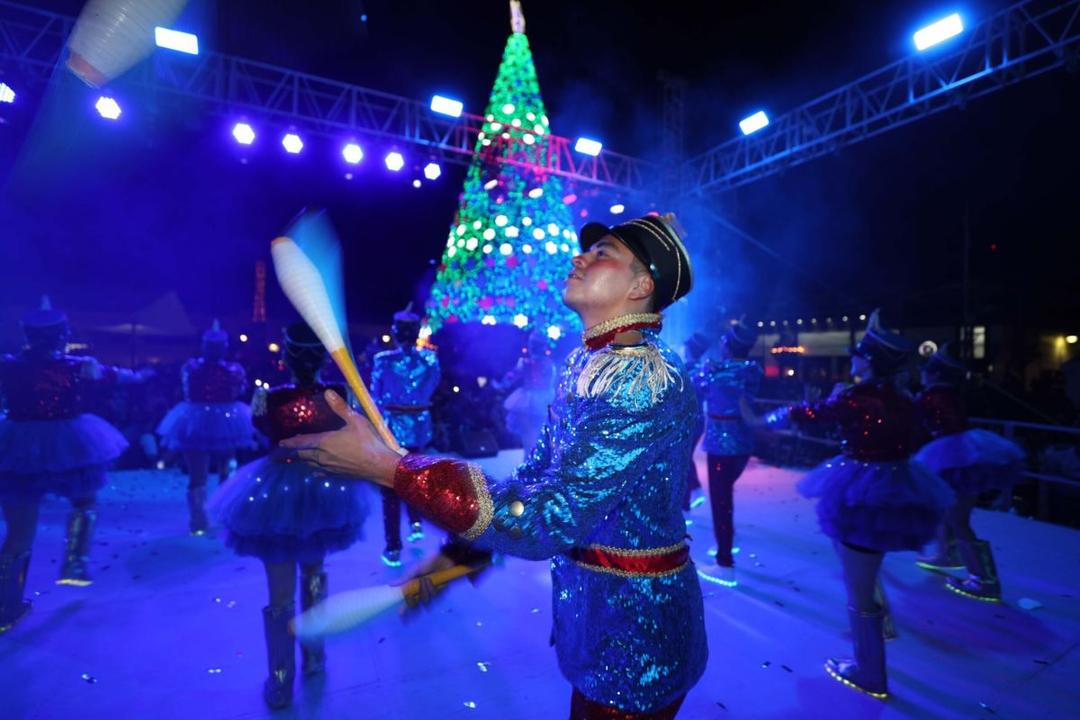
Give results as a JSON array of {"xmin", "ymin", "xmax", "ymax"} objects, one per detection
[{"xmin": 1, "ymin": 0, "xmax": 1076, "ymax": 333}]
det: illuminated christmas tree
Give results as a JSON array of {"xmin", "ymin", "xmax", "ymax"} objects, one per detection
[{"xmin": 426, "ymin": 0, "xmax": 580, "ymax": 342}]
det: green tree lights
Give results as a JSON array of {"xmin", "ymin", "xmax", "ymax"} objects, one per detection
[{"xmin": 427, "ymin": 5, "xmax": 580, "ymax": 341}]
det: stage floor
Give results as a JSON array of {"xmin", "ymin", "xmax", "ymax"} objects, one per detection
[{"xmin": 3, "ymin": 451, "xmax": 1077, "ymax": 719}]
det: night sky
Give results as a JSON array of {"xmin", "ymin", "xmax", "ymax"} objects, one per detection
[{"xmin": 1, "ymin": 0, "xmax": 1076, "ymax": 332}]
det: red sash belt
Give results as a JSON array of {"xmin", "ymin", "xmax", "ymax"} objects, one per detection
[
  {"xmin": 708, "ymin": 413, "xmax": 740, "ymax": 421},
  {"xmin": 570, "ymin": 544, "xmax": 690, "ymax": 577}
]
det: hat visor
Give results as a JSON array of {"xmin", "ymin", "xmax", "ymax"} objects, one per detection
[
  {"xmin": 579, "ymin": 222, "xmax": 652, "ymax": 270},
  {"xmin": 579, "ymin": 222, "xmax": 612, "ymax": 251}
]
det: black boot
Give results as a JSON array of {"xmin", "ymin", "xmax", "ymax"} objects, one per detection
[
  {"xmin": 262, "ymin": 603, "xmax": 296, "ymax": 709},
  {"xmin": 947, "ymin": 539, "xmax": 1001, "ymax": 601},
  {"xmin": 299, "ymin": 571, "xmax": 328, "ymax": 675},
  {"xmin": 57, "ymin": 509, "xmax": 96, "ymax": 586},
  {"xmin": 874, "ymin": 580, "xmax": 898, "ymax": 640},
  {"xmin": 187, "ymin": 487, "xmax": 209, "ymax": 536},
  {"xmin": 0, "ymin": 552, "xmax": 32, "ymax": 633},
  {"xmin": 825, "ymin": 605, "xmax": 888, "ymax": 699}
]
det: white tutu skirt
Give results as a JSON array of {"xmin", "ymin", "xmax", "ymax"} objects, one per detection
[
  {"xmin": 0, "ymin": 414, "xmax": 129, "ymax": 499},
  {"xmin": 914, "ymin": 429, "xmax": 1025, "ymax": 494},
  {"xmin": 156, "ymin": 401, "xmax": 256, "ymax": 452},
  {"xmin": 210, "ymin": 451, "xmax": 370, "ymax": 564},
  {"xmin": 797, "ymin": 455, "xmax": 956, "ymax": 552}
]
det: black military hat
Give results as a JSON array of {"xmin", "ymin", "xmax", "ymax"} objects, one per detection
[
  {"xmin": 579, "ymin": 213, "xmax": 693, "ymax": 310},
  {"xmin": 852, "ymin": 309, "xmax": 914, "ymax": 374}
]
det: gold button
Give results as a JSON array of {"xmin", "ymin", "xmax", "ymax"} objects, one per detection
[{"xmin": 508, "ymin": 500, "xmax": 525, "ymax": 517}]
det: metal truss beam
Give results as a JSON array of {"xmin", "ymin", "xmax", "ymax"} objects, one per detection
[
  {"xmin": 684, "ymin": 0, "xmax": 1080, "ymax": 195},
  {"xmin": 0, "ymin": 0, "xmax": 656, "ymax": 192}
]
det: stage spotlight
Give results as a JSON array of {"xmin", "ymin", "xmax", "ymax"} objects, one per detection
[
  {"xmin": 430, "ymin": 95, "xmax": 464, "ymax": 117},
  {"xmin": 574, "ymin": 137, "xmax": 602, "ymax": 156},
  {"xmin": 268, "ymin": 342, "xmax": 280, "ymax": 353},
  {"xmin": 232, "ymin": 122, "xmax": 255, "ymax": 145},
  {"xmin": 423, "ymin": 162, "xmax": 442, "ymax": 180},
  {"xmin": 739, "ymin": 111, "xmax": 768, "ymax": 135},
  {"xmin": 914, "ymin": 13, "xmax": 963, "ymax": 51},
  {"xmin": 0, "ymin": 82, "xmax": 14, "ymax": 104},
  {"xmin": 1067, "ymin": 335, "xmax": 1078, "ymax": 345},
  {"xmin": 282, "ymin": 133, "xmax": 303, "ymax": 154},
  {"xmin": 342, "ymin": 142, "xmax": 364, "ymax": 164},
  {"xmin": 154, "ymin": 27, "xmax": 199, "ymax": 55},
  {"xmin": 239, "ymin": 334, "xmax": 249, "ymax": 343},
  {"xmin": 412, "ymin": 179, "xmax": 422, "ymax": 188},
  {"xmin": 609, "ymin": 203, "xmax": 625, "ymax": 215},
  {"xmin": 95, "ymin": 96, "xmax": 121, "ymax": 120},
  {"xmin": 385, "ymin": 151, "xmax": 405, "ymax": 171}
]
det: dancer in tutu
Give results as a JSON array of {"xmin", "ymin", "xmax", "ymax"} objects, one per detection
[
  {"xmin": 286, "ymin": 214, "xmax": 707, "ymax": 719},
  {"xmin": 498, "ymin": 329, "xmax": 555, "ymax": 453},
  {"xmin": 157, "ymin": 320, "xmax": 254, "ymax": 535},
  {"xmin": 0, "ymin": 298, "xmax": 145, "ymax": 632},
  {"xmin": 913, "ymin": 345, "xmax": 1024, "ymax": 601},
  {"xmin": 691, "ymin": 320, "xmax": 761, "ymax": 587},
  {"xmin": 210, "ymin": 322, "xmax": 369, "ymax": 709},
  {"xmin": 749, "ymin": 310, "xmax": 954, "ymax": 698},
  {"xmin": 371, "ymin": 305, "xmax": 440, "ymax": 567}
]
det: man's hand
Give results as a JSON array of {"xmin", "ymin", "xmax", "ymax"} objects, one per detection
[{"xmin": 279, "ymin": 390, "xmax": 400, "ymax": 487}]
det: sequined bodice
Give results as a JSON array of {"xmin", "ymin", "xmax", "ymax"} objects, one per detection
[
  {"xmin": 916, "ymin": 384, "xmax": 968, "ymax": 439},
  {"xmin": 788, "ymin": 380, "xmax": 919, "ymax": 461},
  {"xmin": 371, "ymin": 348, "xmax": 440, "ymax": 408},
  {"xmin": 694, "ymin": 358, "xmax": 761, "ymax": 417},
  {"xmin": 0, "ymin": 354, "xmax": 90, "ymax": 420},
  {"xmin": 262, "ymin": 383, "xmax": 347, "ymax": 445},
  {"xmin": 183, "ymin": 358, "xmax": 246, "ymax": 403}
]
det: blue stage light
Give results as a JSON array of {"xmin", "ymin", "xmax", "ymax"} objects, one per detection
[
  {"xmin": 154, "ymin": 27, "xmax": 199, "ymax": 55},
  {"xmin": 574, "ymin": 137, "xmax": 603, "ymax": 156},
  {"xmin": 281, "ymin": 133, "xmax": 304, "ymax": 154},
  {"xmin": 739, "ymin": 111, "xmax": 769, "ymax": 135},
  {"xmin": 342, "ymin": 142, "xmax": 364, "ymax": 164},
  {"xmin": 430, "ymin": 95, "xmax": 464, "ymax": 118},
  {"xmin": 423, "ymin": 162, "xmax": 442, "ymax": 180},
  {"xmin": 385, "ymin": 151, "xmax": 405, "ymax": 171},
  {"xmin": 232, "ymin": 122, "xmax": 255, "ymax": 145},
  {"xmin": 914, "ymin": 13, "xmax": 964, "ymax": 51},
  {"xmin": 95, "ymin": 96, "xmax": 121, "ymax": 120},
  {"xmin": 0, "ymin": 82, "xmax": 14, "ymax": 104}
]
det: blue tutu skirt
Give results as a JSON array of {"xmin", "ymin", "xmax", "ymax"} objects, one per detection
[
  {"xmin": 0, "ymin": 414, "xmax": 129, "ymax": 499},
  {"xmin": 914, "ymin": 429, "xmax": 1025, "ymax": 495},
  {"xmin": 797, "ymin": 455, "xmax": 955, "ymax": 552},
  {"xmin": 156, "ymin": 401, "xmax": 256, "ymax": 452},
  {"xmin": 209, "ymin": 451, "xmax": 370, "ymax": 564}
]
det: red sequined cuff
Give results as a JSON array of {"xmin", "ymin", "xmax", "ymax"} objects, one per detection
[{"xmin": 393, "ymin": 455, "xmax": 494, "ymax": 540}]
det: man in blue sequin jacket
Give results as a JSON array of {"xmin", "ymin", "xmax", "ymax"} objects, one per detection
[{"xmin": 286, "ymin": 214, "xmax": 707, "ymax": 719}]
